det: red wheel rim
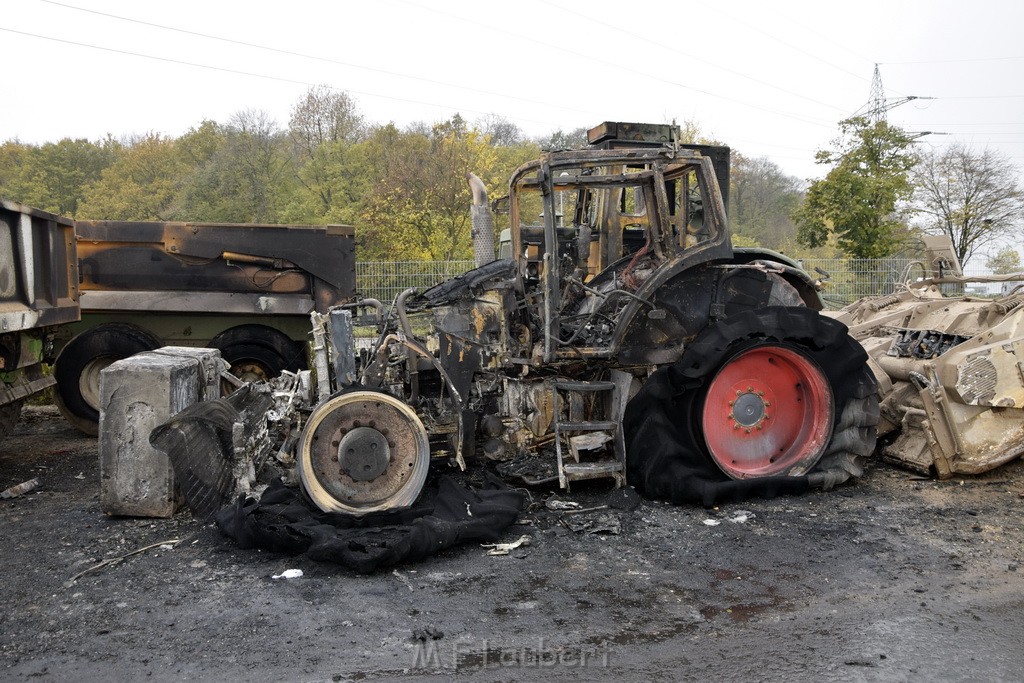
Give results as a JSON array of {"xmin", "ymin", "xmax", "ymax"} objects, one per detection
[{"xmin": 700, "ymin": 345, "xmax": 833, "ymax": 479}]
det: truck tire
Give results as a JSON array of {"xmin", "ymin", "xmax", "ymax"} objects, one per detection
[
  {"xmin": 54, "ymin": 324, "xmax": 161, "ymax": 436},
  {"xmin": 207, "ymin": 325, "xmax": 306, "ymax": 386},
  {"xmin": 624, "ymin": 306, "xmax": 878, "ymax": 506}
]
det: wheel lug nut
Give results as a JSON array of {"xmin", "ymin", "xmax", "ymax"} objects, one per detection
[
  {"xmin": 744, "ymin": 428, "xmax": 751, "ymax": 433},
  {"xmin": 758, "ymin": 391, "xmax": 765, "ymax": 397},
  {"xmin": 728, "ymin": 400, "xmax": 734, "ymax": 407}
]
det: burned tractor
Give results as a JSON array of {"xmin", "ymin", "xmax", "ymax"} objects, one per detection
[{"xmin": 295, "ymin": 124, "xmax": 880, "ymax": 513}]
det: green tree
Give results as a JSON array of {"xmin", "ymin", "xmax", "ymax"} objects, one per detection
[
  {"xmin": 0, "ymin": 141, "xmax": 33, "ymax": 204},
  {"xmin": 730, "ymin": 153, "xmax": 802, "ymax": 250},
  {"xmin": 173, "ymin": 111, "xmax": 293, "ymax": 223},
  {"xmin": 286, "ymin": 87, "xmax": 365, "ymax": 222},
  {"xmin": 986, "ymin": 246, "xmax": 1022, "ymax": 275},
  {"xmin": 227, "ymin": 110, "xmax": 292, "ymax": 223},
  {"xmin": 0, "ymin": 138, "xmax": 118, "ymax": 216},
  {"xmin": 170, "ymin": 120, "xmax": 232, "ymax": 220},
  {"xmin": 912, "ymin": 144, "xmax": 1024, "ymax": 266},
  {"xmin": 78, "ymin": 134, "xmax": 185, "ymax": 220},
  {"xmin": 794, "ymin": 117, "xmax": 917, "ymax": 258},
  {"xmin": 358, "ymin": 116, "xmax": 537, "ymax": 261}
]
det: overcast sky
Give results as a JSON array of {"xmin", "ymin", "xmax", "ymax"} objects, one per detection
[{"xmin": 4, "ymin": 0, "xmax": 1024, "ymax": 242}]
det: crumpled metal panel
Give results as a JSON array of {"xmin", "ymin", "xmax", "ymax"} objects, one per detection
[{"xmin": 836, "ymin": 281, "xmax": 1024, "ymax": 477}]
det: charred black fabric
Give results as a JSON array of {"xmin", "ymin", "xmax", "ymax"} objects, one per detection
[
  {"xmin": 216, "ymin": 475, "xmax": 526, "ymax": 573},
  {"xmin": 624, "ymin": 307, "xmax": 872, "ymax": 507}
]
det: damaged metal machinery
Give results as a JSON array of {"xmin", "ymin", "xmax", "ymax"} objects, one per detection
[
  {"xmin": 832, "ymin": 237, "xmax": 1024, "ymax": 478},
  {"xmin": 267, "ymin": 122, "xmax": 881, "ymax": 514}
]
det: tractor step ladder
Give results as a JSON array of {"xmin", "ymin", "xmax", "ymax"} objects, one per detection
[{"xmin": 552, "ymin": 379, "xmax": 626, "ymax": 490}]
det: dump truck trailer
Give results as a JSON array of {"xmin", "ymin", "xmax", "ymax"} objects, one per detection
[
  {"xmin": 53, "ymin": 220, "xmax": 356, "ymax": 434},
  {"xmin": 0, "ymin": 199, "xmax": 79, "ymax": 439}
]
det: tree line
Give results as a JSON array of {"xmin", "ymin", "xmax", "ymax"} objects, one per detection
[
  {"xmin": 2, "ymin": 87, "xmax": 1020, "ymax": 267},
  {"xmin": 795, "ymin": 116, "xmax": 1024, "ymax": 269}
]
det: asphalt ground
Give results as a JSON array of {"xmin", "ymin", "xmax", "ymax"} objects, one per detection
[{"xmin": 2, "ymin": 405, "xmax": 1022, "ymax": 681}]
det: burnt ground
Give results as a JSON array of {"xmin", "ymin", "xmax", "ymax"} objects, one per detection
[{"xmin": 2, "ymin": 405, "xmax": 1023, "ymax": 682}]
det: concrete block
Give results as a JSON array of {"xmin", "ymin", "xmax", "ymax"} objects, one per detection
[
  {"xmin": 98, "ymin": 348, "xmax": 223, "ymax": 517},
  {"xmin": 150, "ymin": 346, "xmax": 224, "ymax": 402}
]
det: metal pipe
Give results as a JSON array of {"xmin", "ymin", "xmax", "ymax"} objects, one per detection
[
  {"xmin": 222, "ymin": 251, "xmax": 296, "ymax": 270},
  {"xmin": 467, "ymin": 173, "xmax": 496, "ymax": 267},
  {"xmin": 395, "ymin": 288, "xmax": 419, "ymax": 402},
  {"xmin": 367, "ymin": 333, "xmax": 467, "ymax": 470},
  {"xmin": 875, "ymin": 354, "xmax": 929, "ymax": 382},
  {"xmin": 395, "ymin": 288, "xmax": 417, "ymax": 341},
  {"xmin": 309, "ymin": 311, "xmax": 333, "ymax": 401}
]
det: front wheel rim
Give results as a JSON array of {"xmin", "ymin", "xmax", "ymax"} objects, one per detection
[
  {"xmin": 700, "ymin": 345, "xmax": 833, "ymax": 479},
  {"xmin": 298, "ymin": 391, "xmax": 430, "ymax": 514}
]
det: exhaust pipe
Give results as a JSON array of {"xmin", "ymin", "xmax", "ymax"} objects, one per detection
[{"xmin": 467, "ymin": 173, "xmax": 496, "ymax": 267}]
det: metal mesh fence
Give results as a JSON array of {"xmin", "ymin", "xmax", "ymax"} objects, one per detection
[
  {"xmin": 355, "ymin": 259, "xmax": 1007, "ymax": 310},
  {"xmin": 356, "ymin": 260, "xmax": 476, "ymax": 304},
  {"xmin": 799, "ymin": 258, "xmax": 997, "ymax": 309}
]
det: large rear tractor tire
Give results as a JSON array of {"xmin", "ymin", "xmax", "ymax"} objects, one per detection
[
  {"xmin": 54, "ymin": 324, "xmax": 162, "ymax": 436},
  {"xmin": 624, "ymin": 306, "xmax": 878, "ymax": 506}
]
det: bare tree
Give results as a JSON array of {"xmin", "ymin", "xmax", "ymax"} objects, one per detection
[
  {"xmin": 475, "ymin": 114, "xmax": 522, "ymax": 147},
  {"xmin": 912, "ymin": 144, "xmax": 1024, "ymax": 266},
  {"xmin": 288, "ymin": 86, "xmax": 363, "ymax": 157},
  {"xmin": 539, "ymin": 127, "xmax": 588, "ymax": 151},
  {"xmin": 287, "ymin": 87, "xmax": 364, "ymax": 216}
]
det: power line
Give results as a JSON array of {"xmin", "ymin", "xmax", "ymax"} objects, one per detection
[
  {"xmin": 909, "ymin": 122, "xmax": 1024, "ymax": 126},
  {"xmin": 882, "ymin": 56, "xmax": 1024, "ymax": 65},
  {"xmin": 0, "ymin": 26, "xmax": 563, "ymax": 128},
  {"xmin": 727, "ymin": 138, "xmax": 817, "ymax": 154},
  {"xmin": 394, "ymin": 0, "xmax": 836, "ymax": 129},
  {"xmin": 937, "ymin": 94, "xmax": 1024, "ymax": 100},
  {"xmin": 545, "ymin": 0, "xmax": 850, "ymax": 115},
  {"xmin": 852, "ymin": 64, "xmax": 933, "ymax": 122},
  {"xmin": 36, "ymin": 0, "xmax": 594, "ymax": 118},
  {"xmin": 927, "ymin": 132, "xmax": 1024, "ymax": 137},
  {"xmin": 767, "ymin": 5, "xmax": 877, "ymax": 68},
  {"xmin": 691, "ymin": 0, "xmax": 869, "ymax": 83}
]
